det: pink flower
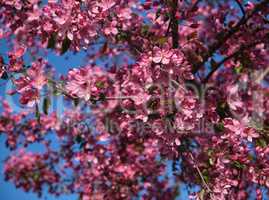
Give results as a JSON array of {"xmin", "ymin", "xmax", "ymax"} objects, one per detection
[
  {"xmin": 244, "ymin": 127, "xmax": 259, "ymax": 142},
  {"xmin": 19, "ymin": 89, "xmax": 39, "ymax": 106},
  {"xmin": 224, "ymin": 118, "xmax": 246, "ymax": 135},
  {"xmin": 175, "ymin": 138, "xmax": 181, "ymax": 146},
  {"xmin": 27, "ymin": 6, "xmax": 40, "ymax": 21},
  {"xmin": 14, "ymin": 77, "xmax": 31, "ymax": 93},
  {"xmin": 97, "ymin": 0, "xmax": 116, "ymax": 11},
  {"xmin": 13, "ymin": 46, "xmax": 26, "ymax": 58},
  {"xmin": 104, "ymin": 21, "xmax": 118, "ymax": 35},
  {"xmin": 27, "ymin": 61, "xmax": 47, "ymax": 90},
  {"xmin": 226, "ymin": 84, "xmax": 243, "ymax": 110},
  {"xmin": 67, "ymin": 32, "xmax": 74, "ymax": 41},
  {"xmin": 15, "ymin": 60, "xmax": 47, "ymax": 92},
  {"xmin": 224, "ymin": 118, "xmax": 259, "ymax": 142},
  {"xmin": 0, "ymin": 66, "xmax": 4, "ymax": 78},
  {"xmin": 115, "ymin": 164, "xmax": 136, "ymax": 179},
  {"xmin": 0, "ymin": 29, "xmax": 4, "ymax": 39},
  {"xmin": 13, "ymin": 60, "xmax": 47, "ymax": 106},
  {"xmin": 66, "ymin": 66, "xmax": 110, "ymax": 101},
  {"xmin": 152, "ymin": 47, "xmax": 173, "ymax": 65},
  {"xmin": 0, "ymin": 1, "xmax": 269, "ymax": 199},
  {"xmin": 5, "ymin": 0, "xmax": 22, "ymax": 10},
  {"xmin": 4, "ymin": 150, "xmax": 59, "ymax": 193}
]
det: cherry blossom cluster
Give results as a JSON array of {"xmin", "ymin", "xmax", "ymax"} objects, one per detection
[
  {"xmin": 4, "ymin": 149, "xmax": 59, "ymax": 196},
  {"xmin": 0, "ymin": 0, "xmax": 269, "ymax": 199}
]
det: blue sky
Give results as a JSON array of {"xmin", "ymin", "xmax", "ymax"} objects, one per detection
[
  {"xmin": 0, "ymin": 0, "xmax": 268, "ymax": 199},
  {"xmin": 0, "ymin": 33, "xmax": 194, "ymax": 200},
  {"xmin": 0, "ymin": 39, "xmax": 85, "ymax": 200}
]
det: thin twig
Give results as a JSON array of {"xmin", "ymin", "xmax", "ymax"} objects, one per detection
[
  {"xmin": 190, "ymin": 0, "xmax": 202, "ymax": 12},
  {"xmin": 190, "ymin": 153, "xmax": 212, "ymax": 193},
  {"xmin": 234, "ymin": 0, "xmax": 246, "ymax": 19}
]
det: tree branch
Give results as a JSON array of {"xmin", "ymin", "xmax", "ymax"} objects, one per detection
[
  {"xmin": 234, "ymin": 0, "xmax": 246, "ymax": 19},
  {"xmin": 171, "ymin": 0, "xmax": 179, "ymax": 48},
  {"xmin": 190, "ymin": 153, "xmax": 212, "ymax": 193},
  {"xmin": 203, "ymin": 40, "xmax": 266, "ymax": 84},
  {"xmin": 190, "ymin": 0, "xmax": 202, "ymax": 12},
  {"xmin": 192, "ymin": 0, "xmax": 269, "ymax": 74}
]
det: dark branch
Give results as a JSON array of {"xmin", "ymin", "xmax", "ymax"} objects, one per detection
[
  {"xmin": 234, "ymin": 0, "xmax": 246, "ymax": 19},
  {"xmin": 171, "ymin": 0, "xmax": 179, "ymax": 48},
  {"xmin": 190, "ymin": 0, "xmax": 202, "ymax": 12},
  {"xmin": 192, "ymin": 0, "xmax": 269, "ymax": 74},
  {"xmin": 203, "ymin": 40, "xmax": 266, "ymax": 84}
]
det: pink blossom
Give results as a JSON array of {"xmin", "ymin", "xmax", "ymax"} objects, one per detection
[
  {"xmin": 104, "ymin": 21, "xmax": 118, "ymax": 35},
  {"xmin": 97, "ymin": 0, "xmax": 116, "ymax": 11},
  {"xmin": 224, "ymin": 118, "xmax": 259, "ymax": 142},
  {"xmin": 66, "ymin": 66, "xmax": 111, "ymax": 101},
  {"xmin": 0, "ymin": 0, "xmax": 268, "ymax": 199},
  {"xmin": 0, "ymin": 66, "xmax": 4, "ymax": 78},
  {"xmin": 152, "ymin": 47, "xmax": 173, "ymax": 64},
  {"xmin": 13, "ymin": 46, "xmax": 26, "ymax": 58}
]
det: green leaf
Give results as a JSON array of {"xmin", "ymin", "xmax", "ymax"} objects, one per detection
[
  {"xmin": 198, "ymin": 189, "xmax": 205, "ymax": 200},
  {"xmin": 47, "ymin": 34, "xmax": 56, "ymax": 49},
  {"xmin": 120, "ymin": 32, "xmax": 129, "ymax": 40},
  {"xmin": 209, "ymin": 158, "xmax": 214, "ymax": 166},
  {"xmin": 141, "ymin": 25, "xmax": 150, "ymax": 36},
  {"xmin": 202, "ymin": 169, "xmax": 209, "ymax": 183},
  {"xmin": 234, "ymin": 64, "xmax": 243, "ymax": 74},
  {"xmin": 214, "ymin": 123, "xmax": 225, "ymax": 133},
  {"xmin": 256, "ymin": 138, "xmax": 267, "ymax": 148},
  {"xmin": 232, "ymin": 161, "xmax": 245, "ymax": 169},
  {"xmin": 207, "ymin": 149, "xmax": 215, "ymax": 166},
  {"xmin": 216, "ymin": 102, "xmax": 231, "ymax": 119},
  {"xmin": 33, "ymin": 173, "xmax": 40, "ymax": 181},
  {"xmin": 35, "ymin": 103, "xmax": 40, "ymax": 123},
  {"xmin": 42, "ymin": 97, "xmax": 51, "ymax": 115},
  {"xmin": 157, "ymin": 36, "xmax": 168, "ymax": 45},
  {"xmin": 207, "ymin": 149, "xmax": 213, "ymax": 156},
  {"xmin": 99, "ymin": 93, "xmax": 106, "ymax": 101},
  {"xmin": 146, "ymin": 98, "xmax": 159, "ymax": 110},
  {"xmin": 96, "ymin": 81, "xmax": 105, "ymax": 89},
  {"xmin": 61, "ymin": 37, "xmax": 71, "ymax": 55}
]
